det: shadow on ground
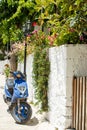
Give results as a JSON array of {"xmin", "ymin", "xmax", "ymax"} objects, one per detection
[
  {"xmin": 26, "ymin": 116, "xmax": 39, "ymax": 126},
  {"xmin": 18, "ymin": 117, "xmax": 39, "ymax": 126}
]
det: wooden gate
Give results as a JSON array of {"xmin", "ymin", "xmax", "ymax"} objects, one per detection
[{"xmin": 72, "ymin": 76, "xmax": 87, "ymax": 130}]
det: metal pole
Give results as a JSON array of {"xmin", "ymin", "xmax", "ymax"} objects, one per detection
[
  {"xmin": 24, "ymin": 41, "xmax": 27, "ymax": 79},
  {"xmin": 23, "ymin": 20, "xmax": 31, "ymax": 79}
]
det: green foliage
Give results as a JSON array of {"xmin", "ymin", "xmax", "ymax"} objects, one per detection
[
  {"xmin": 1, "ymin": 23, "xmax": 23, "ymax": 44},
  {"xmin": 29, "ymin": 30, "xmax": 49, "ymax": 48},
  {"xmin": 4, "ymin": 64, "xmax": 10, "ymax": 78},
  {"xmin": 35, "ymin": 0, "xmax": 87, "ymax": 45},
  {"xmin": 0, "ymin": 54, "xmax": 4, "ymax": 60},
  {"xmin": 30, "ymin": 31, "xmax": 50, "ymax": 111},
  {"xmin": 0, "ymin": 0, "xmax": 36, "ymax": 66},
  {"xmin": 17, "ymin": 49, "xmax": 24, "ymax": 62},
  {"xmin": 53, "ymin": 25, "xmax": 80, "ymax": 45},
  {"xmin": 33, "ymin": 47, "xmax": 50, "ymax": 111},
  {"xmin": 0, "ymin": 0, "xmax": 36, "ymax": 46}
]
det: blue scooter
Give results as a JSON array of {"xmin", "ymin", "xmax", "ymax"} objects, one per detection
[{"xmin": 3, "ymin": 71, "xmax": 32, "ymax": 124}]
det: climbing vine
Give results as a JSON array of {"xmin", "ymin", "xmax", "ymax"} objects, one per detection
[
  {"xmin": 33, "ymin": 47, "xmax": 50, "ymax": 111},
  {"xmin": 29, "ymin": 30, "xmax": 50, "ymax": 111}
]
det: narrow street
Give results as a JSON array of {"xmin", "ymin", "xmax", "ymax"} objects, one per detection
[{"xmin": 0, "ymin": 74, "xmax": 55, "ymax": 130}]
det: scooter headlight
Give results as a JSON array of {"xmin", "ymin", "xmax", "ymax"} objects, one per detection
[{"xmin": 18, "ymin": 86, "xmax": 26, "ymax": 94}]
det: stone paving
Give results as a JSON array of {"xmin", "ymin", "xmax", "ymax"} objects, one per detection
[{"xmin": 0, "ymin": 74, "xmax": 55, "ymax": 130}]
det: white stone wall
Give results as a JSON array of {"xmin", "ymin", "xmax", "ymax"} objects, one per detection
[
  {"xmin": 48, "ymin": 44, "xmax": 87, "ymax": 130},
  {"xmin": 26, "ymin": 54, "xmax": 34, "ymax": 102},
  {"xmin": 48, "ymin": 46, "xmax": 69, "ymax": 130}
]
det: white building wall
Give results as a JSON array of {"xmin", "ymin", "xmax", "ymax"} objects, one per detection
[
  {"xmin": 26, "ymin": 54, "xmax": 34, "ymax": 102},
  {"xmin": 48, "ymin": 44, "xmax": 87, "ymax": 130},
  {"xmin": 48, "ymin": 46, "xmax": 68, "ymax": 130}
]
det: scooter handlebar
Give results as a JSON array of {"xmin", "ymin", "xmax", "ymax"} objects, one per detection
[{"xmin": 10, "ymin": 71, "xmax": 25, "ymax": 79}]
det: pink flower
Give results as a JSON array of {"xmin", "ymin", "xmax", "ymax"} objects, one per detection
[
  {"xmin": 48, "ymin": 28, "xmax": 51, "ymax": 32},
  {"xmin": 27, "ymin": 34, "xmax": 31, "ymax": 37},
  {"xmin": 79, "ymin": 35, "xmax": 84, "ymax": 41},
  {"xmin": 48, "ymin": 33, "xmax": 58, "ymax": 46},
  {"xmin": 49, "ymin": 41, "xmax": 53, "ymax": 46},
  {"xmin": 48, "ymin": 36, "xmax": 51, "ymax": 40},
  {"xmin": 32, "ymin": 30, "xmax": 38, "ymax": 34},
  {"xmin": 48, "ymin": 36, "xmax": 54, "ymax": 46}
]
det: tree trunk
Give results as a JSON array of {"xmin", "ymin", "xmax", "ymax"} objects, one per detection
[{"xmin": 9, "ymin": 53, "xmax": 17, "ymax": 72}]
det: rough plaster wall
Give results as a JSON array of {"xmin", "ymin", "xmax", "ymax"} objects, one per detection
[
  {"xmin": 48, "ymin": 44, "xmax": 87, "ymax": 130},
  {"xmin": 26, "ymin": 54, "xmax": 34, "ymax": 102},
  {"xmin": 48, "ymin": 46, "xmax": 68, "ymax": 130},
  {"xmin": 66, "ymin": 44, "xmax": 87, "ymax": 77}
]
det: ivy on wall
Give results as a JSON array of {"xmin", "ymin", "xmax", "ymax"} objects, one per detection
[
  {"xmin": 29, "ymin": 31, "xmax": 50, "ymax": 111},
  {"xmin": 33, "ymin": 46, "xmax": 50, "ymax": 111}
]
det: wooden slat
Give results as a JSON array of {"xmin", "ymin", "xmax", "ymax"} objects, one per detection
[
  {"xmin": 76, "ymin": 77, "xmax": 80, "ymax": 130},
  {"xmin": 72, "ymin": 77, "xmax": 77, "ymax": 128},
  {"xmin": 85, "ymin": 77, "xmax": 87, "ymax": 130},
  {"xmin": 72, "ymin": 76, "xmax": 87, "ymax": 130},
  {"xmin": 82, "ymin": 77, "xmax": 86, "ymax": 130},
  {"xmin": 79, "ymin": 77, "xmax": 83, "ymax": 130}
]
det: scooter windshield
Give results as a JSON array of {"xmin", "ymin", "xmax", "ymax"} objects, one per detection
[{"xmin": 14, "ymin": 79, "xmax": 28, "ymax": 98}]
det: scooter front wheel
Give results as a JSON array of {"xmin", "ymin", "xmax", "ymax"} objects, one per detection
[{"xmin": 11, "ymin": 102, "xmax": 32, "ymax": 124}]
